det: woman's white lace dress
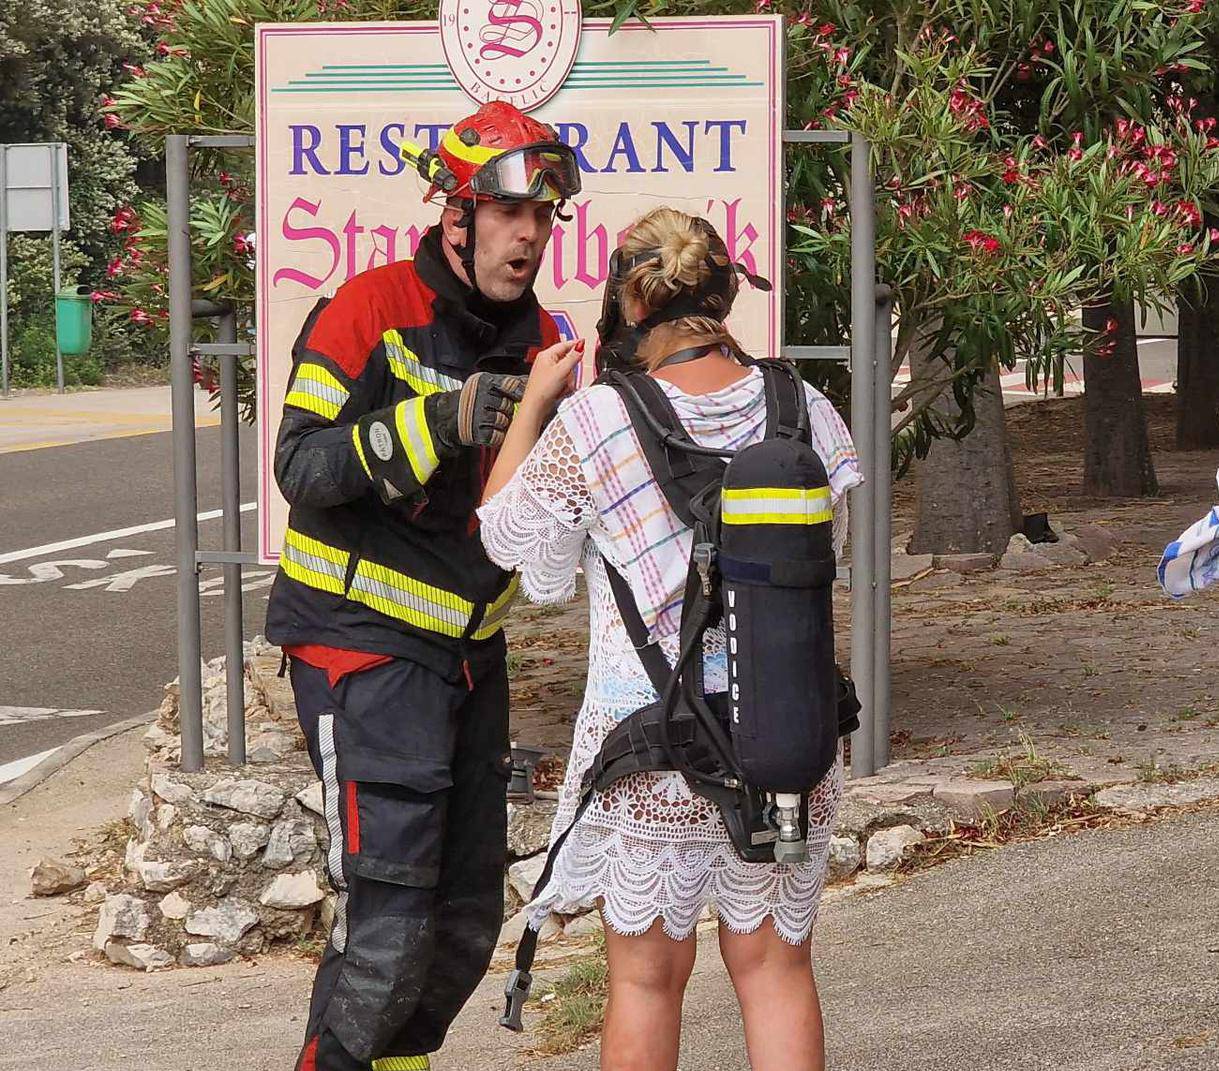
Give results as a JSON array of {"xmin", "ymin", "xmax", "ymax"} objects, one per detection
[{"xmin": 478, "ymin": 367, "xmax": 862, "ymax": 943}]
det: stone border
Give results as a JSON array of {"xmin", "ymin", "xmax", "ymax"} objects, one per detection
[{"xmin": 0, "ymin": 711, "xmax": 156, "ymax": 808}]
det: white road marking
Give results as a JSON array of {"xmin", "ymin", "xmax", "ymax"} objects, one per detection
[
  {"xmin": 0, "ymin": 707, "xmax": 104, "ymax": 725},
  {"xmin": 0, "ymin": 558, "xmax": 111, "ymax": 585},
  {"xmin": 65, "ymin": 564, "xmax": 177, "ymax": 592},
  {"xmin": 107, "ymin": 548, "xmax": 154, "ymax": 560},
  {"xmin": 199, "ymin": 570, "xmax": 275, "ymax": 597},
  {"xmin": 0, "ymin": 502, "xmax": 257, "ymax": 566},
  {"xmin": 0, "ymin": 747, "xmax": 60, "ymax": 785}
]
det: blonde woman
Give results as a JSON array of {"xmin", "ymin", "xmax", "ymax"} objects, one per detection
[{"xmin": 479, "ymin": 207, "xmax": 861, "ymax": 1071}]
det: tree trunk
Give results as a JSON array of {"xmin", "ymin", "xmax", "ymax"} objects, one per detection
[
  {"xmin": 908, "ymin": 357, "xmax": 1022, "ymax": 555},
  {"xmin": 1082, "ymin": 296, "xmax": 1157, "ymax": 496},
  {"xmin": 1175, "ymin": 278, "xmax": 1219, "ymax": 449}
]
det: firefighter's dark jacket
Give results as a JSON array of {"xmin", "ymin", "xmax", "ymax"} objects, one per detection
[{"xmin": 265, "ymin": 225, "xmax": 559, "ymax": 679}]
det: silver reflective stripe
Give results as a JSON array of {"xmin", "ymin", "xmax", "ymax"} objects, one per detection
[
  {"xmin": 349, "ymin": 570, "xmax": 471, "ymax": 632},
  {"xmin": 293, "ymin": 374, "xmax": 347, "ymax": 409},
  {"xmin": 283, "ymin": 540, "xmax": 347, "ymax": 588},
  {"xmin": 721, "ymin": 490, "xmax": 832, "ymax": 520},
  {"xmin": 384, "ymin": 333, "xmax": 462, "ymax": 394},
  {"xmin": 318, "ymin": 713, "xmax": 348, "ymax": 953}
]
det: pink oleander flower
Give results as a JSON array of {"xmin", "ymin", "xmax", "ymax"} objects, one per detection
[
  {"xmin": 130, "ymin": 309, "xmax": 153, "ymax": 325},
  {"xmin": 106, "ymin": 257, "xmax": 124, "ymax": 277},
  {"xmin": 103, "ymin": 113, "xmax": 124, "ymax": 130},
  {"xmin": 1178, "ymin": 243, "xmax": 1196, "ymax": 254},
  {"xmin": 963, "ymin": 230, "xmax": 1001, "ymax": 254}
]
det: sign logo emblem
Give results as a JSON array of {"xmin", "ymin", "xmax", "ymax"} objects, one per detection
[{"xmin": 440, "ymin": 0, "xmax": 582, "ymax": 112}]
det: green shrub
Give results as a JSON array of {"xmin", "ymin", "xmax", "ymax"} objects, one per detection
[{"xmin": 8, "ymin": 312, "xmax": 103, "ymax": 388}]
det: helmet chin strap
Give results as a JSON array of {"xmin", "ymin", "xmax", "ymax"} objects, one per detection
[
  {"xmin": 447, "ymin": 197, "xmax": 563, "ymax": 304},
  {"xmin": 449, "ymin": 197, "xmax": 483, "ymax": 298}
]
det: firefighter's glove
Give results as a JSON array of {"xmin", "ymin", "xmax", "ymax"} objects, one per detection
[
  {"xmin": 354, "ymin": 397, "xmax": 446, "ymax": 505},
  {"xmin": 430, "ymin": 372, "xmax": 526, "ymax": 452}
]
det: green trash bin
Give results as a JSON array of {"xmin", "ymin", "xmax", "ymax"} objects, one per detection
[{"xmin": 55, "ymin": 287, "xmax": 94, "ymax": 356}]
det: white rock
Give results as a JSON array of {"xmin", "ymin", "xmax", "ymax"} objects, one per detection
[
  {"xmin": 183, "ymin": 825, "xmax": 232, "ymax": 864},
  {"xmin": 260, "ymin": 871, "xmax": 326, "ymax": 909},
  {"xmin": 1094, "ymin": 778, "xmax": 1219, "ymax": 813},
  {"xmin": 129, "ymin": 789, "xmax": 153, "ymax": 839},
  {"xmin": 124, "ymin": 837, "xmax": 146, "ymax": 876},
  {"xmin": 890, "ymin": 552, "xmax": 935, "ymax": 582},
  {"xmin": 94, "ymin": 893, "xmax": 151, "ymax": 950},
  {"xmin": 319, "ymin": 893, "xmax": 337, "ymax": 934},
  {"xmin": 153, "ymin": 804, "xmax": 178, "ymax": 832},
  {"xmin": 1036, "ymin": 540, "xmax": 1088, "ymax": 566},
  {"xmin": 497, "ymin": 909, "xmax": 560, "ymax": 949},
  {"xmin": 150, "ymin": 772, "xmax": 196, "ymax": 806},
  {"xmin": 999, "ymin": 548, "xmax": 1053, "ymax": 572},
  {"xmin": 185, "ymin": 899, "xmax": 260, "ymax": 943},
  {"xmin": 933, "ymin": 779, "xmax": 1015, "ymax": 820},
  {"xmin": 202, "ymin": 778, "xmax": 286, "ymax": 819},
  {"xmin": 83, "ymin": 881, "xmax": 108, "ymax": 904},
  {"xmin": 295, "ymin": 782, "xmax": 325, "ymax": 817},
  {"xmin": 104, "ymin": 940, "xmax": 173, "ymax": 972},
  {"xmin": 262, "ymin": 818, "xmax": 318, "ymax": 870},
  {"xmin": 248, "ymin": 730, "xmax": 296, "ymax": 764},
  {"xmin": 865, "ymin": 825, "xmax": 926, "ymax": 871},
  {"xmin": 228, "ymin": 822, "xmax": 271, "ymax": 860},
  {"xmin": 180, "ymin": 942, "xmax": 234, "ymax": 967},
  {"xmin": 159, "ymin": 890, "xmax": 191, "ymax": 921},
  {"xmin": 28, "ymin": 858, "xmax": 87, "ymax": 898},
  {"xmin": 507, "ymin": 855, "xmax": 546, "ymax": 903},
  {"xmin": 562, "ymin": 913, "xmax": 603, "ymax": 939},
  {"xmin": 506, "ymin": 800, "xmax": 558, "ymax": 858},
  {"xmin": 137, "ymin": 860, "xmax": 195, "ymax": 893},
  {"xmin": 826, "ymin": 836, "xmax": 862, "ymax": 882}
]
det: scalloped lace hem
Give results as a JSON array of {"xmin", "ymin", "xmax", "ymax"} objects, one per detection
[{"xmin": 526, "ymin": 884, "xmax": 823, "ymax": 946}]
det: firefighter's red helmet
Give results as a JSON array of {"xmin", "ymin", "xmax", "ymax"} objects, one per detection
[{"xmin": 405, "ymin": 101, "xmax": 582, "ymax": 204}]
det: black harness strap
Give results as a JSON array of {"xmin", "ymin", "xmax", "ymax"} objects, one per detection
[{"xmin": 603, "ymin": 562, "xmax": 672, "ymax": 696}]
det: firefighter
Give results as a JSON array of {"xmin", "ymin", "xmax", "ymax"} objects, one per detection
[{"xmin": 264, "ymin": 100, "xmax": 582, "ymax": 1071}]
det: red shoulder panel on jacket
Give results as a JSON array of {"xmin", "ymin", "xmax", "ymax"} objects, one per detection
[{"xmin": 304, "ymin": 261, "xmax": 432, "ymax": 380}]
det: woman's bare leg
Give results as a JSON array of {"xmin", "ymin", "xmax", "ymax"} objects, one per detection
[
  {"xmin": 718, "ymin": 917, "xmax": 825, "ymax": 1071},
  {"xmin": 600, "ymin": 914, "xmax": 697, "ymax": 1071}
]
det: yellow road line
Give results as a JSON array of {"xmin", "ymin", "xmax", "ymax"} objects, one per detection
[{"xmin": 0, "ymin": 417, "xmax": 221, "ymax": 455}]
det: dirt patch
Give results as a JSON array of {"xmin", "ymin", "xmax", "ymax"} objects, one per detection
[{"xmin": 505, "ymin": 394, "xmax": 1219, "ymax": 790}]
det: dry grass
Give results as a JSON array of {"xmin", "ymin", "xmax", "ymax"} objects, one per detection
[
  {"xmin": 967, "ymin": 732, "xmax": 1070, "ymax": 788},
  {"xmin": 528, "ymin": 942, "xmax": 609, "ymax": 1057}
]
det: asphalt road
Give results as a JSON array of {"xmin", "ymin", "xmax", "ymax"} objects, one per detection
[{"xmin": 0, "ymin": 425, "xmax": 261, "ymax": 767}]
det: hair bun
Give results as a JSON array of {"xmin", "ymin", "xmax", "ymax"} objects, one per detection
[{"xmin": 656, "ymin": 228, "xmax": 709, "ymax": 293}]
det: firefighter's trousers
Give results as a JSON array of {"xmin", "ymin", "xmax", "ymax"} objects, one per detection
[{"xmin": 290, "ymin": 653, "xmax": 510, "ymax": 1070}]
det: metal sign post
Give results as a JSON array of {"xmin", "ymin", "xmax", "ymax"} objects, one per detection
[
  {"xmin": 50, "ymin": 145, "xmax": 64, "ymax": 393},
  {"xmin": 1, "ymin": 147, "xmax": 8, "ymax": 399}
]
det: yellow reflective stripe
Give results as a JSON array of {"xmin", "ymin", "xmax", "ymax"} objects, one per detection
[
  {"xmin": 383, "ymin": 331, "xmax": 461, "ymax": 396},
  {"xmin": 721, "ymin": 485, "xmax": 833, "ymax": 526},
  {"xmin": 351, "ymin": 424, "xmax": 372, "ymax": 480},
  {"xmin": 442, "ymin": 127, "xmax": 502, "ymax": 166},
  {"xmin": 394, "ymin": 397, "xmax": 440, "ymax": 485},
  {"xmin": 279, "ymin": 528, "xmax": 350, "ymax": 595},
  {"xmin": 349, "ymin": 560, "xmax": 474, "ymax": 637},
  {"xmin": 472, "ymin": 574, "xmax": 520, "ymax": 640},
  {"xmin": 371, "ymin": 1057, "xmax": 430, "ymax": 1070},
  {"xmin": 285, "ymin": 389, "xmax": 339, "ymax": 421},
  {"xmin": 285, "ymin": 363, "xmax": 349, "ymax": 421}
]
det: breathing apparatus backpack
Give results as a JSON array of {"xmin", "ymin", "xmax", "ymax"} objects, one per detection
[{"xmin": 499, "ymin": 354, "xmax": 860, "ymax": 1031}]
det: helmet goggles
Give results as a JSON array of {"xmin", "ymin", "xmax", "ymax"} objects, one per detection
[{"xmin": 470, "ymin": 142, "xmax": 582, "ymax": 202}]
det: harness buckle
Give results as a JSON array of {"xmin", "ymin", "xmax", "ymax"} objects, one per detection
[
  {"xmin": 499, "ymin": 968, "xmax": 533, "ymax": 1032},
  {"xmin": 693, "ymin": 542, "xmax": 716, "ymax": 597}
]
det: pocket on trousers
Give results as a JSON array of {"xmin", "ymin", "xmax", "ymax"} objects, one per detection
[{"xmin": 339, "ymin": 750, "xmax": 454, "ymax": 890}]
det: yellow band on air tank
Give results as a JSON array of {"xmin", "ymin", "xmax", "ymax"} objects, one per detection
[{"xmin": 721, "ymin": 485, "xmax": 833, "ymax": 526}]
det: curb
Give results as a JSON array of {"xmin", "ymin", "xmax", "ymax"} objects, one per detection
[{"xmin": 0, "ymin": 710, "xmax": 156, "ymax": 808}]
